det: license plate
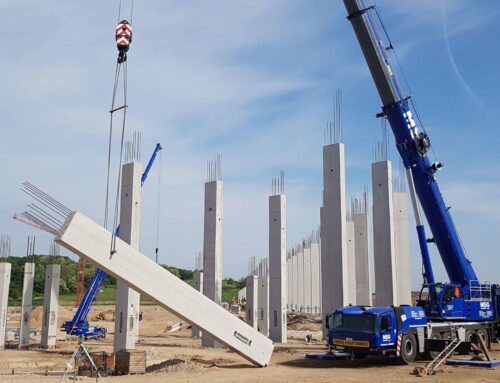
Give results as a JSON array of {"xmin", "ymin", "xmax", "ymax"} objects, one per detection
[{"xmin": 332, "ymin": 339, "xmax": 369, "ymax": 348}]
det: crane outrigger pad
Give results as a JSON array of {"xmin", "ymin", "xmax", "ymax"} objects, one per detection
[{"xmin": 55, "ymin": 211, "xmax": 274, "ymax": 367}]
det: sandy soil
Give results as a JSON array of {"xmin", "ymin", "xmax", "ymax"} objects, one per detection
[{"xmin": 2, "ymin": 305, "xmax": 500, "ymax": 383}]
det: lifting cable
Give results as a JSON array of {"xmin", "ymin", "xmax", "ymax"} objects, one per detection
[{"xmin": 103, "ymin": 0, "xmax": 134, "ymax": 254}]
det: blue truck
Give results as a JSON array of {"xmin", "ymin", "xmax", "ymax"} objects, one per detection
[{"xmin": 324, "ymin": 0, "xmax": 500, "ymax": 363}]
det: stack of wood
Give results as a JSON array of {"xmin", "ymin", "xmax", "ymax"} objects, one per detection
[{"xmin": 115, "ymin": 349, "xmax": 146, "ymax": 375}]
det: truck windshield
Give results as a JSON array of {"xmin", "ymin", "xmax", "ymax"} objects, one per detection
[{"xmin": 330, "ymin": 313, "xmax": 376, "ymax": 335}]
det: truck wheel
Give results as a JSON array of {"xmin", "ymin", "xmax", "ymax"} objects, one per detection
[{"xmin": 399, "ymin": 333, "xmax": 417, "ymax": 364}]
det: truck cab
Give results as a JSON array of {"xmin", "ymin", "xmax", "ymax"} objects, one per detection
[{"xmin": 327, "ymin": 305, "xmax": 427, "ymax": 363}]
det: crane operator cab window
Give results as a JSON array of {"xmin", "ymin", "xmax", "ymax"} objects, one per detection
[{"xmin": 380, "ymin": 315, "xmax": 392, "ymax": 332}]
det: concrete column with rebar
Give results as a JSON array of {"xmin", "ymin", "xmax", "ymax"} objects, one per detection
[
  {"xmin": 202, "ymin": 155, "xmax": 223, "ymax": 348},
  {"xmin": 372, "ymin": 160, "xmax": 397, "ymax": 306},
  {"xmin": 246, "ymin": 275, "xmax": 258, "ymax": 329},
  {"xmin": 321, "ymin": 142, "xmax": 348, "ymax": 337},
  {"xmin": 114, "ymin": 161, "xmax": 142, "ymax": 352},
  {"xmin": 393, "ymin": 191, "xmax": 411, "ymax": 305},
  {"xmin": 268, "ymin": 175, "xmax": 286, "ymax": 343},
  {"xmin": 0, "ymin": 262, "xmax": 11, "ymax": 349},
  {"xmin": 19, "ymin": 262, "xmax": 35, "ymax": 348},
  {"xmin": 41, "ymin": 264, "xmax": 60, "ymax": 348},
  {"xmin": 353, "ymin": 193, "xmax": 371, "ymax": 306}
]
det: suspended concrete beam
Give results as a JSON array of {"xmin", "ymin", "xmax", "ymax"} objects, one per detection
[
  {"xmin": 19, "ymin": 262, "xmax": 35, "ymax": 349},
  {"xmin": 41, "ymin": 264, "xmax": 61, "ymax": 349},
  {"xmin": 268, "ymin": 191, "xmax": 287, "ymax": 343},
  {"xmin": 56, "ymin": 211, "xmax": 273, "ymax": 366},
  {"xmin": 114, "ymin": 161, "xmax": 142, "ymax": 352},
  {"xmin": 0, "ymin": 262, "xmax": 11, "ymax": 349}
]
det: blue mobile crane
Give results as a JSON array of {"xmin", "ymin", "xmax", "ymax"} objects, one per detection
[
  {"xmin": 323, "ymin": 0, "xmax": 500, "ymax": 363},
  {"xmin": 62, "ymin": 143, "xmax": 162, "ymax": 339}
]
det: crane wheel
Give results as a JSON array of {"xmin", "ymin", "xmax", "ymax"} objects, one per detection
[{"xmin": 399, "ymin": 333, "xmax": 417, "ymax": 364}]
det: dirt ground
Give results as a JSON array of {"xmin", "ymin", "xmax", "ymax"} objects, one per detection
[{"xmin": 1, "ymin": 305, "xmax": 500, "ymax": 383}]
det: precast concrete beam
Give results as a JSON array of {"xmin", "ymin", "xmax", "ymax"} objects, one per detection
[
  {"xmin": 19, "ymin": 262, "xmax": 35, "ymax": 348},
  {"xmin": 41, "ymin": 264, "xmax": 60, "ymax": 349},
  {"xmin": 0, "ymin": 263, "xmax": 11, "ymax": 349},
  {"xmin": 268, "ymin": 194, "xmax": 286, "ymax": 343},
  {"xmin": 372, "ymin": 161, "xmax": 397, "ymax": 306},
  {"xmin": 56, "ymin": 211, "xmax": 273, "ymax": 366}
]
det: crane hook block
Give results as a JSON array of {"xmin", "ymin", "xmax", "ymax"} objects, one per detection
[{"xmin": 116, "ymin": 20, "xmax": 132, "ymax": 63}]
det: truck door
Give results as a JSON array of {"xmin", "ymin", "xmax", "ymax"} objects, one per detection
[{"xmin": 379, "ymin": 314, "xmax": 396, "ymax": 346}]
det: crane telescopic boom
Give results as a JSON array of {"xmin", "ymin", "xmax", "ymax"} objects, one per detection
[{"xmin": 343, "ymin": 0, "xmax": 477, "ymax": 289}]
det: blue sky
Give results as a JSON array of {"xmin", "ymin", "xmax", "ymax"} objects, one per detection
[{"xmin": 1, "ymin": 1, "xmax": 499, "ymax": 289}]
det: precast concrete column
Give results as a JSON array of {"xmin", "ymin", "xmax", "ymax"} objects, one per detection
[
  {"xmin": 41, "ymin": 264, "xmax": 60, "ymax": 348},
  {"xmin": 19, "ymin": 262, "xmax": 35, "ymax": 348},
  {"xmin": 292, "ymin": 253, "xmax": 298, "ymax": 310},
  {"xmin": 310, "ymin": 243, "xmax": 321, "ymax": 314},
  {"xmin": 286, "ymin": 255, "xmax": 291, "ymax": 311},
  {"xmin": 353, "ymin": 211, "xmax": 371, "ymax": 306},
  {"xmin": 297, "ymin": 250, "xmax": 304, "ymax": 312},
  {"xmin": 320, "ymin": 143, "xmax": 348, "ymax": 337},
  {"xmin": 0, "ymin": 263, "xmax": 11, "ymax": 349},
  {"xmin": 303, "ymin": 247, "xmax": 312, "ymax": 313},
  {"xmin": 269, "ymin": 193, "xmax": 286, "ymax": 343},
  {"xmin": 346, "ymin": 221, "xmax": 357, "ymax": 305},
  {"xmin": 114, "ymin": 161, "xmax": 142, "ymax": 352},
  {"xmin": 202, "ymin": 179, "xmax": 223, "ymax": 348},
  {"xmin": 246, "ymin": 275, "xmax": 258, "ymax": 329},
  {"xmin": 257, "ymin": 275, "xmax": 269, "ymax": 336},
  {"xmin": 393, "ymin": 192, "xmax": 411, "ymax": 305},
  {"xmin": 192, "ymin": 270, "xmax": 203, "ymax": 337},
  {"xmin": 372, "ymin": 161, "xmax": 397, "ymax": 306}
]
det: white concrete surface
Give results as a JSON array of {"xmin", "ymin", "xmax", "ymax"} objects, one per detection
[
  {"xmin": 353, "ymin": 212, "xmax": 371, "ymax": 306},
  {"xmin": 56, "ymin": 211, "xmax": 273, "ymax": 367},
  {"xmin": 41, "ymin": 264, "xmax": 60, "ymax": 348},
  {"xmin": 19, "ymin": 262, "xmax": 35, "ymax": 348},
  {"xmin": 303, "ymin": 247, "xmax": 312, "ymax": 313},
  {"xmin": 393, "ymin": 192, "xmax": 412, "ymax": 305},
  {"xmin": 346, "ymin": 221, "xmax": 357, "ymax": 305},
  {"xmin": 246, "ymin": 275, "xmax": 258, "ymax": 329},
  {"xmin": 268, "ymin": 194, "xmax": 287, "ymax": 343},
  {"xmin": 320, "ymin": 143, "xmax": 348, "ymax": 337},
  {"xmin": 310, "ymin": 243, "xmax": 321, "ymax": 314},
  {"xmin": 114, "ymin": 161, "xmax": 142, "ymax": 352},
  {"xmin": 191, "ymin": 270, "xmax": 203, "ymax": 337},
  {"xmin": 297, "ymin": 250, "xmax": 304, "ymax": 312},
  {"xmin": 257, "ymin": 275, "xmax": 269, "ymax": 336},
  {"xmin": 292, "ymin": 253, "xmax": 298, "ymax": 310},
  {"xmin": 202, "ymin": 180, "xmax": 223, "ymax": 348},
  {"xmin": 372, "ymin": 161, "xmax": 397, "ymax": 306},
  {"xmin": 0, "ymin": 262, "xmax": 11, "ymax": 349}
]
